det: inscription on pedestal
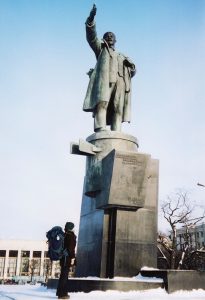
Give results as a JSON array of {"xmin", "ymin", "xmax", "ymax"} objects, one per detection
[
  {"xmin": 116, "ymin": 154, "xmax": 144, "ymax": 166},
  {"xmin": 95, "ymin": 150, "xmax": 151, "ymax": 209}
]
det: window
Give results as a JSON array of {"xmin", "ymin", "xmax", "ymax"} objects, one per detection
[
  {"xmin": 21, "ymin": 251, "xmax": 30, "ymax": 258},
  {"xmin": 30, "ymin": 258, "xmax": 41, "ymax": 276},
  {"xmin": 33, "ymin": 251, "xmax": 41, "ymax": 258},
  {"xmin": 201, "ymin": 231, "xmax": 204, "ymax": 237},
  {"xmin": 54, "ymin": 261, "xmax": 61, "ymax": 278},
  {"xmin": 43, "ymin": 259, "xmax": 52, "ymax": 277},
  {"xmin": 9, "ymin": 250, "xmax": 18, "ymax": 257},
  {"xmin": 0, "ymin": 258, "xmax": 5, "ymax": 277},
  {"xmin": 0, "ymin": 251, "xmax": 6, "ymax": 277},
  {"xmin": 20, "ymin": 251, "xmax": 30, "ymax": 275},
  {"xmin": 44, "ymin": 251, "xmax": 49, "ymax": 258},
  {"xmin": 0, "ymin": 250, "xmax": 6, "ymax": 257},
  {"xmin": 7, "ymin": 258, "xmax": 17, "ymax": 277},
  {"xmin": 20, "ymin": 258, "xmax": 29, "ymax": 275}
]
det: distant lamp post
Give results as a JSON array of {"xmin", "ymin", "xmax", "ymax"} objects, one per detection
[{"xmin": 197, "ymin": 183, "xmax": 205, "ymax": 188}]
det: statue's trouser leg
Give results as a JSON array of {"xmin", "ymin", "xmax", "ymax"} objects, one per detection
[
  {"xmin": 111, "ymin": 77, "xmax": 124, "ymax": 131},
  {"xmin": 94, "ymin": 101, "xmax": 108, "ymax": 132}
]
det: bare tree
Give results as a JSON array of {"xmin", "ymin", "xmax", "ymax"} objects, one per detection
[
  {"xmin": 161, "ymin": 189, "xmax": 205, "ymax": 269},
  {"xmin": 44, "ymin": 259, "xmax": 52, "ymax": 283},
  {"xmin": 29, "ymin": 258, "xmax": 40, "ymax": 283}
]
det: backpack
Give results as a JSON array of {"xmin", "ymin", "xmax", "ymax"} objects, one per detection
[{"xmin": 46, "ymin": 226, "xmax": 68, "ymax": 261}]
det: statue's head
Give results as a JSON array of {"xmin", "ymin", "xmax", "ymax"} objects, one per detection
[{"xmin": 103, "ymin": 32, "xmax": 116, "ymax": 47}]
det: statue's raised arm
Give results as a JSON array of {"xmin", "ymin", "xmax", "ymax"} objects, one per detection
[
  {"xmin": 87, "ymin": 4, "xmax": 97, "ymax": 24},
  {"xmin": 83, "ymin": 5, "xmax": 136, "ymax": 133},
  {"xmin": 85, "ymin": 4, "xmax": 101, "ymax": 58}
]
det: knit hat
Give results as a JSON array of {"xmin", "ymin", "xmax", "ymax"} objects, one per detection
[{"xmin": 65, "ymin": 222, "xmax": 74, "ymax": 231}]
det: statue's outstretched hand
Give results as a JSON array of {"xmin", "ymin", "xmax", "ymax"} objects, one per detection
[{"xmin": 88, "ymin": 4, "xmax": 97, "ymax": 23}]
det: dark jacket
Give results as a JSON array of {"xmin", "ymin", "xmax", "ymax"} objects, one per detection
[{"xmin": 64, "ymin": 230, "xmax": 76, "ymax": 259}]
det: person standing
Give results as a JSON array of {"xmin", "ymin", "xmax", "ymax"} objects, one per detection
[{"xmin": 56, "ymin": 222, "xmax": 76, "ymax": 299}]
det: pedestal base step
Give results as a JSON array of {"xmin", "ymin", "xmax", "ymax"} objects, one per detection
[
  {"xmin": 48, "ymin": 270, "xmax": 205, "ymax": 293},
  {"xmin": 47, "ymin": 276, "xmax": 164, "ymax": 293}
]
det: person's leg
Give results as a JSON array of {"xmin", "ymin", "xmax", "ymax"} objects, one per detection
[
  {"xmin": 58, "ymin": 266, "xmax": 69, "ymax": 297},
  {"xmin": 94, "ymin": 101, "xmax": 108, "ymax": 132},
  {"xmin": 56, "ymin": 258, "xmax": 71, "ymax": 298}
]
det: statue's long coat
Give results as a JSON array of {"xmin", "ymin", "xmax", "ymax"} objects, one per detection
[{"xmin": 83, "ymin": 22, "xmax": 135, "ymax": 125}]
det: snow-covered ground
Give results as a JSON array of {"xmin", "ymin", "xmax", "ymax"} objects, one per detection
[{"xmin": 0, "ymin": 284, "xmax": 205, "ymax": 300}]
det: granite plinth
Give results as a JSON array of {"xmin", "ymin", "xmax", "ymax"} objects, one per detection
[
  {"xmin": 141, "ymin": 269, "xmax": 205, "ymax": 293},
  {"xmin": 75, "ymin": 131, "xmax": 159, "ymax": 278},
  {"xmin": 166, "ymin": 270, "xmax": 205, "ymax": 293}
]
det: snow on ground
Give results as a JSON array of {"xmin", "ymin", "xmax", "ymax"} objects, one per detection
[{"xmin": 0, "ymin": 284, "xmax": 205, "ymax": 300}]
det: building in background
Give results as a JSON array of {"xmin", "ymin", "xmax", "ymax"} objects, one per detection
[
  {"xmin": 176, "ymin": 223, "xmax": 205, "ymax": 250},
  {"xmin": 0, "ymin": 240, "xmax": 61, "ymax": 282}
]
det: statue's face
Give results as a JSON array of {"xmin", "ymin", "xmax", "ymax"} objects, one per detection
[{"xmin": 103, "ymin": 32, "xmax": 116, "ymax": 47}]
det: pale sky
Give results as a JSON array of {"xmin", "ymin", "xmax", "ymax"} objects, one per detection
[{"xmin": 0, "ymin": 0, "xmax": 205, "ymax": 240}]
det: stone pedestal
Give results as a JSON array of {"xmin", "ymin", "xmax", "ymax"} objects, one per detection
[{"xmin": 74, "ymin": 131, "xmax": 159, "ymax": 278}]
